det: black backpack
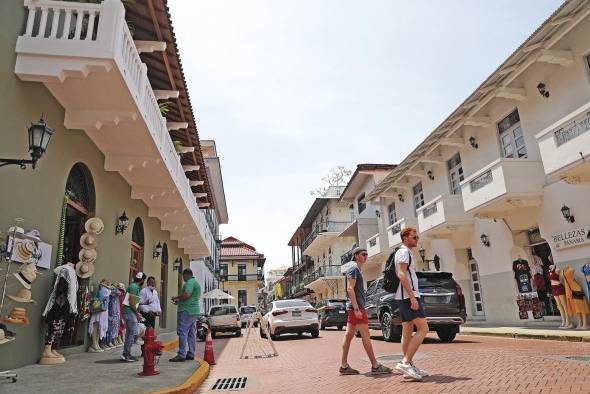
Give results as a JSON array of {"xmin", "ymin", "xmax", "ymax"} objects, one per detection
[{"xmin": 382, "ymin": 250, "xmax": 411, "ymax": 293}]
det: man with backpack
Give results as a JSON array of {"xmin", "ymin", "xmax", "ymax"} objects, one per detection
[
  {"xmin": 391, "ymin": 227, "xmax": 429, "ymax": 380},
  {"xmin": 339, "ymin": 246, "xmax": 392, "ymax": 376}
]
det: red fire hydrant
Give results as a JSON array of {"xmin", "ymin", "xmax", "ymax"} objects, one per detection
[{"xmin": 139, "ymin": 327, "xmax": 163, "ymax": 377}]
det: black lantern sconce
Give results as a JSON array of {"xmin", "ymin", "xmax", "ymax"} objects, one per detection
[
  {"xmin": 153, "ymin": 241, "xmax": 163, "ymax": 258},
  {"xmin": 480, "ymin": 233, "xmax": 490, "ymax": 247},
  {"xmin": 1, "ymin": 114, "xmax": 54, "ymax": 169},
  {"xmin": 537, "ymin": 82, "xmax": 550, "ymax": 98},
  {"xmin": 469, "ymin": 136, "xmax": 479, "ymax": 149},
  {"xmin": 427, "ymin": 170, "xmax": 435, "ymax": 181},
  {"xmin": 560, "ymin": 204, "xmax": 575, "ymax": 223},
  {"xmin": 398, "ymin": 193, "xmax": 405, "ymax": 203},
  {"xmin": 418, "ymin": 247, "xmax": 441, "ymax": 271},
  {"xmin": 115, "ymin": 211, "xmax": 129, "ymax": 235},
  {"xmin": 375, "ymin": 209, "xmax": 381, "ymax": 218},
  {"xmin": 173, "ymin": 257, "xmax": 182, "ymax": 271}
]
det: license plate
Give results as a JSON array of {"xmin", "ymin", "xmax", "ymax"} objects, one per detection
[
  {"xmin": 292, "ymin": 311, "xmax": 301, "ymax": 317},
  {"xmin": 338, "ymin": 310, "xmax": 346, "ymax": 314},
  {"xmin": 423, "ymin": 295, "xmax": 451, "ymax": 304}
]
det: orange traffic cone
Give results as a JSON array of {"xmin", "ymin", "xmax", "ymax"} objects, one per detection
[{"xmin": 204, "ymin": 329, "xmax": 216, "ymax": 365}]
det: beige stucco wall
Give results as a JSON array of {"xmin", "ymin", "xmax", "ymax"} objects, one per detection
[{"xmin": 0, "ymin": 2, "xmax": 190, "ymax": 370}]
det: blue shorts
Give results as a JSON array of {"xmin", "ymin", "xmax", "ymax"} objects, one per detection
[{"xmin": 398, "ymin": 297, "xmax": 426, "ymax": 323}]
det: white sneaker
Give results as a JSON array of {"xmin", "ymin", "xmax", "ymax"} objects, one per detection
[
  {"xmin": 412, "ymin": 365, "xmax": 429, "ymax": 377},
  {"xmin": 395, "ymin": 362, "xmax": 423, "ymax": 380}
]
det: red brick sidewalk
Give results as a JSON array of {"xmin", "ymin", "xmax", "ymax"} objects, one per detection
[{"xmin": 198, "ymin": 328, "xmax": 590, "ymax": 393}]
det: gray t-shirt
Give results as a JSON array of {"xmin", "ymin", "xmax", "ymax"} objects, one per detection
[{"xmin": 346, "ymin": 264, "xmax": 366, "ymax": 310}]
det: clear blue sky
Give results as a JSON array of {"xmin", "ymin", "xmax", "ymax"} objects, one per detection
[{"xmin": 168, "ymin": 0, "xmax": 563, "ymax": 272}]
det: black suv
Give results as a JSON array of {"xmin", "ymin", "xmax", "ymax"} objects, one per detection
[
  {"xmin": 316, "ymin": 299, "xmax": 347, "ymax": 330},
  {"xmin": 365, "ymin": 272, "xmax": 467, "ymax": 342}
]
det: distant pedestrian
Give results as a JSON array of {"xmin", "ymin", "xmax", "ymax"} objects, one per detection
[
  {"xmin": 340, "ymin": 247, "xmax": 392, "ymax": 375},
  {"xmin": 170, "ymin": 268, "xmax": 202, "ymax": 362},
  {"xmin": 121, "ymin": 272, "xmax": 145, "ymax": 362},
  {"xmin": 394, "ymin": 227, "xmax": 429, "ymax": 380},
  {"xmin": 139, "ymin": 276, "xmax": 162, "ymax": 328}
]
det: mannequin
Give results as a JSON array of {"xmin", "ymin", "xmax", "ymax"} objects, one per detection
[
  {"xmin": 41, "ymin": 263, "xmax": 78, "ymax": 364},
  {"xmin": 562, "ymin": 265, "xmax": 590, "ymax": 330},
  {"xmin": 88, "ymin": 280, "xmax": 110, "ymax": 352},
  {"xmin": 107, "ymin": 284, "xmax": 121, "ymax": 347},
  {"xmin": 547, "ymin": 265, "xmax": 572, "ymax": 328},
  {"xmin": 117, "ymin": 283, "xmax": 126, "ymax": 346},
  {"xmin": 583, "ymin": 263, "xmax": 590, "ymax": 296}
]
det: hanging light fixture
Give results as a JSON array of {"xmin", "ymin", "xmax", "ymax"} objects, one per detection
[
  {"xmin": 480, "ymin": 234, "xmax": 490, "ymax": 247},
  {"xmin": 1, "ymin": 114, "xmax": 54, "ymax": 169},
  {"xmin": 115, "ymin": 211, "xmax": 129, "ymax": 235},
  {"xmin": 469, "ymin": 136, "xmax": 478, "ymax": 149},
  {"xmin": 427, "ymin": 170, "xmax": 434, "ymax": 181},
  {"xmin": 173, "ymin": 257, "xmax": 182, "ymax": 271},
  {"xmin": 537, "ymin": 82, "xmax": 550, "ymax": 98},
  {"xmin": 560, "ymin": 204, "xmax": 575, "ymax": 223},
  {"xmin": 398, "ymin": 193, "xmax": 405, "ymax": 202},
  {"xmin": 153, "ymin": 241, "xmax": 163, "ymax": 258}
]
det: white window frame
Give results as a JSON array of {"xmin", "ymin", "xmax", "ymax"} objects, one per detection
[
  {"xmin": 388, "ymin": 202, "xmax": 397, "ymax": 225},
  {"xmin": 497, "ymin": 108, "xmax": 527, "ymax": 159},
  {"xmin": 413, "ymin": 182, "xmax": 424, "ymax": 215},
  {"xmin": 447, "ymin": 153, "xmax": 464, "ymax": 195}
]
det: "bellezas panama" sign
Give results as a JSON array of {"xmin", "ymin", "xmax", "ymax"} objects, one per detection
[{"xmin": 552, "ymin": 225, "xmax": 590, "ymax": 250}]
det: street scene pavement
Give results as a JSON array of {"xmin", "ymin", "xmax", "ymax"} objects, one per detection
[{"xmin": 200, "ymin": 329, "xmax": 590, "ymax": 394}]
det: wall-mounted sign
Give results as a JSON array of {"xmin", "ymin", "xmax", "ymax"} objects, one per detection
[{"xmin": 552, "ymin": 225, "xmax": 590, "ymax": 250}]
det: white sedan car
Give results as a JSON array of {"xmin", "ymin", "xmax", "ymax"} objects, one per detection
[{"xmin": 260, "ymin": 299, "xmax": 319, "ymax": 340}]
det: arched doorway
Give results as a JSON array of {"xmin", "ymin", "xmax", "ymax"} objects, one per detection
[
  {"xmin": 62, "ymin": 162, "xmax": 95, "ymax": 347},
  {"xmin": 160, "ymin": 243, "xmax": 168, "ymax": 328},
  {"xmin": 130, "ymin": 218, "xmax": 144, "ymax": 283}
]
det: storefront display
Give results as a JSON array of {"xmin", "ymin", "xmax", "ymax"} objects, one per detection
[
  {"xmin": 512, "ymin": 258, "xmax": 532, "ymax": 293},
  {"xmin": 562, "ymin": 265, "xmax": 590, "ymax": 329},
  {"xmin": 583, "ymin": 263, "xmax": 590, "ymax": 295},
  {"xmin": 547, "ymin": 266, "xmax": 572, "ymax": 328},
  {"xmin": 516, "ymin": 292, "xmax": 543, "ymax": 320}
]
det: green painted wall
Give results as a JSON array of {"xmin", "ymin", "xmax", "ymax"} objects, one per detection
[{"xmin": 0, "ymin": 1, "xmax": 188, "ymax": 370}]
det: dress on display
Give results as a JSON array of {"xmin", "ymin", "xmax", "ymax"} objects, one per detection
[
  {"xmin": 107, "ymin": 288, "xmax": 121, "ymax": 343},
  {"xmin": 583, "ymin": 264, "xmax": 590, "ymax": 295},
  {"xmin": 42, "ymin": 264, "xmax": 79, "ymax": 350},
  {"xmin": 563, "ymin": 266, "xmax": 590, "ymax": 315},
  {"xmin": 547, "ymin": 271, "xmax": 566, "ymax": 296},
  {"xmin": 88, "ymin": 285, "xmax": 110, "ymax": 340}
]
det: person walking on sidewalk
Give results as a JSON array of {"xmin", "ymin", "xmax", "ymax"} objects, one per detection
[
  {"xmin": 121, "ymin": 272, "xmax": 146, "ymax": 362},
  {"xmin": 394, "ymin": 227, "xmax": 429, "ymax": 380},
  {"xmin": 340, "ymin": 246, "xmax": 392, "ymax": 375},
  {"xmin": 170, "ymin": 268, "xmax": 202, "ymax": 362}
]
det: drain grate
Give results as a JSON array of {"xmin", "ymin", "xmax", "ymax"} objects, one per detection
[
  {"xmin": 545, "ymin": 355, "xmax": 590, "ymax": 364},
  {"xmin": 565, "ymin": 355, "xmax": 590, "ymax": 363},
  {"xmin": 211, "ymin": 377, "xmax": 248, "ymax": 391}
]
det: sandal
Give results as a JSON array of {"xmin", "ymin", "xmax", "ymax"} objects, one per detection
[
  {"xmin": 339, "ymin": 365, "xmax": 360, "ymax": 375},
  {"xmin": 371, "ymin": 363, "xmax": 392, "ymax": 375}
]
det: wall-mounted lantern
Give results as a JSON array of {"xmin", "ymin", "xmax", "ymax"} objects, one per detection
[
  {"xmin": 1, "ymin": 114, "xmax": 54, "ymax": 169},
  {"xmin": 469, "ymin": 136, "xmax": 478, "ymax": 149},
  {"xmin": 427, "ymin": 170, "xmax": 434, "ymax": 181},
  {"xmin": 560, "ymin": 204, "xmax": 575, "ymax": 223},
  {"xmin": 537, "ymin": 82, "xmax": 550, "ymax": 98},
  {"xmin": 153, "ymin": 241, "xmax": 163, "ymax": 258},
  {"xmin": 115, "ymin": 211, "xmax": 129, "ymax": 235},
  {"xmin": 480, "ymin": 234, "xmax": 490, "ymax": 247},
  {"xmin": 398, "ymin": 193, "xmax": 405, "ymax": 203}
]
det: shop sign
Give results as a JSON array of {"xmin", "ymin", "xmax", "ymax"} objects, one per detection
[{"xmin": 551, "ymin": 225, "xmax": 590, "ymax": 250}]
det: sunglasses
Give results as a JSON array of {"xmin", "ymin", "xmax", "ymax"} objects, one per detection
[
  {"xmin": 360, "ymin": 253, "xmax": 368, "ymax": 257},
  {"xmin": 411, "ymin": 236, "xmax": 420, "ymax": 240}
]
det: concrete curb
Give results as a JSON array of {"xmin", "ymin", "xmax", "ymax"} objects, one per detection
[
  {"xmin": 460, "ymin": 330, "xmax": 590, "ymax": 342},
  {"xmin": 147, "ymin": 338, "xmax": 210, "ymax": 394}
]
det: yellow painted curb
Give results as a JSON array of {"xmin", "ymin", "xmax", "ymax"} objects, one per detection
[
  {"xmin": 148, "ymin": 358, "xmax": 210, "ymax": 394},
  {"xmin": 162, "ymin": 337, "xmax": 179, "ymax": 352}
]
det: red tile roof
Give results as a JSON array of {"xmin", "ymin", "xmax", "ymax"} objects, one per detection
[{"xmin": 221, "ymin": 236, "xmax": 265, "ymax": 259}]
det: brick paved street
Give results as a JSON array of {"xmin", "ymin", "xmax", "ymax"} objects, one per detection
[{"xmin": 199, "ymin": 328, "xmax": 590, "ymax": 394}]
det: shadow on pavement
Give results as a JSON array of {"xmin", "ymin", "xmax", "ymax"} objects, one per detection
[{"xmin": 417, "ymin": 375, "xmax": 472, "ymax": 384}]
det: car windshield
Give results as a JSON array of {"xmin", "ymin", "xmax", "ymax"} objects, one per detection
[
  {"xmin": 418, "ymin": 275, "xmax": 455, "ymax": 289},
  {"xmin": 240, "ymin": 306, "xmax": 256, "ymax": 314},
  {"xmin": 274, "ymin": 300, "xmax": 310, "ymax": 309},
  {"xmin": 210, "ymin": 306, "xmax": 237, "ymax": 316},
  {"xmin": 327, "ymin": 300, "xmax": 346, "ymax": 307}
]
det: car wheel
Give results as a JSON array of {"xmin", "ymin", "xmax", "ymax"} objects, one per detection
[
  {"xmin": 236, "ymin": 330, "xmax": 242, "ymax": 337},
  {"xmin": 437, "ymin": 328, "xmax": 457, "ymax": 343},
  {"xmin": 354, "ymin": 330, "xmax": 361, "ymax": 338},
  {"xmin": 311, "ymin": 329, "xmax": 319, "ymax": 338},
  {"xmin": 337, "ymin": 325, "xmax": 343, "ymax": 331},
  {"xmin": 319, "ymin": 320, "xmax": 326, "ymax": 330},
  {"xmin": 211, "ymin": 331, "xmax": 217, "ymax": 339},
  {"xmin": 380, "ymin": 311, "xmax": 401, "ymax": 342}
]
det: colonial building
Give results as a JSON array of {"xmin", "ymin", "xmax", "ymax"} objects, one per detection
[
  {"xmin": 219, "ymin": 237, "xmax": 265, "ymax": 308},
  {"xmin": 190, "ymin": 140, "xmax": 228, "ymax": 315},
  {"xmin": 0, "ymin": 0, "xmax": 221, "ymax": 370},
  {"xmin": 367, "ymin": 0, "xmax": 590, "ymax": 325}
]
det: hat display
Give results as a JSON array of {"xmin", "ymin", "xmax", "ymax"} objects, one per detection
[
  {"xmin": 24, "ymin": 229, "xmax": 41, "ymax": 240},
  {"xmin": 99, "ymin": 279, "xmax": 110, "ymax": 287},
  {"xmin": 84, "ymin": 218, "xmax": 104, "ymax": 235},
  {"xmin": 13, "ymin": 263, "xmax": 37, "ymax": 289},
  {"xmin": 135, "ymin": 272, "xmax": 145, "ymax": 280},
  {"xmin": 80, "ymin": 233, "xmax": 97, "ymax": 250},
  {"xmin": 7, "ymin": 288, "xmax": 36, "ymax": 304},
  {"xmin": 75, "ymin": 261, "xmax": 95, "ymax": 279},
  {"xmin": 7, "ymin": 226, "xmax": 24, "ymax": 235},
  {"xmin": 1, "ymin": 307, "xmax": 30, "ymax": 325},
  {"xmin": 78, "ymin": 248, "xmax": 97, "ymax": 264},
  {"xmin": 116, "ymin": 282, "xmax": 126, "ymax": 291},
  {"xmin": 0, "ymin": 329, "xmax": 15, "ymax": 345}
]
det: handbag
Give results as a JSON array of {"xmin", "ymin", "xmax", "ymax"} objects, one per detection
[
  {"xmin": 91, "ymin": 297, "xmax": 108, "ymax": 313},
  {"xmin": 564, "ymin": 274, "xmax": 586, "ymax": 300}
]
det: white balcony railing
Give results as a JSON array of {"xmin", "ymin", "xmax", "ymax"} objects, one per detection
[
  {"xmin": 459, "ymin": 158, "xmax": 545, "ymax": 213},
  {"xmin": 536, "ymin": 101, "xmax": 590, "ymax": 178},
  {"xmin": 387, "ymin": 218, "xmax": 405, "ymax": 248},
  {"xmin": 16, "ymin": 0, "xmax": 212, "ymax": 257},
  {"xmin": 416, "ymin": 194, "xmax": 471, "ymax": 234},
  {"xmin": 366, "ymin": 233, "xmax": 381, "ymax": 257}
]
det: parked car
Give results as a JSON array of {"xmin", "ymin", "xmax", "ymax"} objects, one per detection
[
  {"xmin": 260, "ymin": 299, "xmax": 319, "ymax": 340},
  {"xmin": 365, "ymin": 271, "xmax": 467, "ymax": 342},
  {"xmin": 207, "ymin": 304, "xmax": 241, "ymax": 338},
  {"xmin": 316, "ymin": 298, "xmax": 347, "ymax": 330},
  {"xmin": 239, "ymin": 305, "xmax": 259, "ymax": 328}
]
